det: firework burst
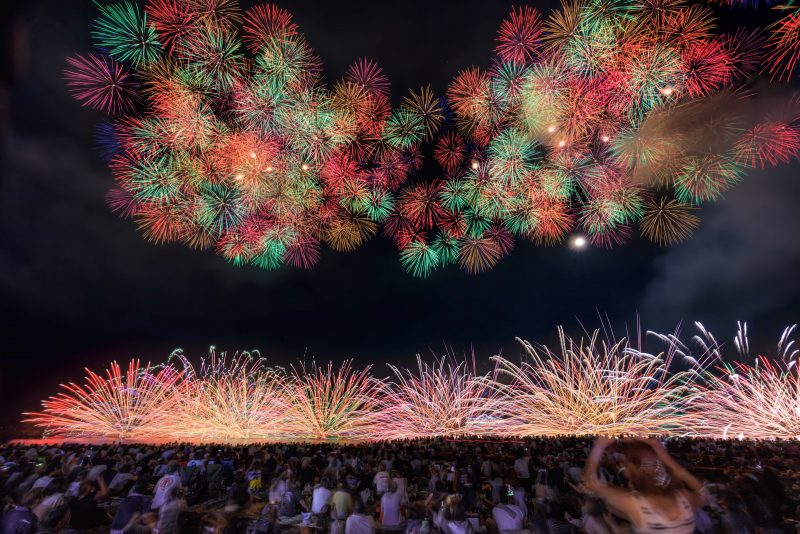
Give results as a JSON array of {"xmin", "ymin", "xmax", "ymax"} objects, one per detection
[
  {"xmin": 651, "ymin": 323, "xmax": 800, "ymax": 440},
  {"xmin": 67, "ymin": 1, "xmax": 799, "ymax": 276},
  {"xmin": 640, "ymin": 196, "xmax": 700, "ymax": 245},
  {"xmin": 372, "ymin": 356, "xmax": 505, "ymax": 440},
  {"xmin": 282, "ymin": 361, "xmax": 384, "ymax": 442},
  {"xmin": 167, "ymin": 349, "xmax": 292, "ymax": 442},
  {"xmin": 490, "ymin": 327, "xmax": 693, "ymax": 436},
  {"xmin": 24, "ymin": 360, "xmax": 184, "ymax": 442},
  {"xmin": 68, "ymin": 1, "xmax": 438, "ymax": 274}
]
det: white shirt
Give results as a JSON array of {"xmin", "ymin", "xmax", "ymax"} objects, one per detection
[
  {"xmin": 380, "ymin": 491, "xmax": 403, "ymax": 526},
  {"xmin": 346, "ymin": 514, "xmax": 375, "ymax": 534},
  {"xmin": 492, "ymin": 504, "xmax": 524, "ymax": 532},
  {"xmin": 373, "ymin": 471, "xmax": 390, "ymax": 494},
  {"xmin": 152, "ymin": 473, "xmax": 181, "ymax": 510},
  {"xmin": 442, "ymin": 520, "xmax": 473, "ymax": 534},
  {"xmin": 269, "ymin": 479, "xmax": 288, "ymax": 503},
  {"xmin": 311, "ymin": 486, "xmax": 332, "ymax": 514},
  {"xmin": 156, "ymin": 497, "xmax": 187, "ymax": 534},
  {"xmin": 33, "ymin": 493, "xmax": 64, "ymax": 521}
]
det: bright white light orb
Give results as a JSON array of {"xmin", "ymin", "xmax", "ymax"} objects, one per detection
[{"xmin": 570, "ymin": 235, "xmax": 587, "ymax": 249}]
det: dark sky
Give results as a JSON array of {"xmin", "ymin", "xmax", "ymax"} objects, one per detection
[{"xmin": 1, "ymin": 0, "xmax": 799, "ymax": 440}]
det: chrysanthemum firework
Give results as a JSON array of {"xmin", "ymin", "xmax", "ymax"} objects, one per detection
[
  {"xmin": 412, "ymin": 1, "xmax": 800, "ymax": 273},
  {"xmin": 370, "ymin": 355, "xmax": 505, "ymax": 440},
  {"xmin": 68, "ymin": 1, "xmax": 439, "ymax": 272},
  {"xmin": 67, "ymin": 1, "xmax": 800, "ymax": 276},
  {"xmin": 490, "ymin": 327, "xmax": 694, "ymax": 437}
]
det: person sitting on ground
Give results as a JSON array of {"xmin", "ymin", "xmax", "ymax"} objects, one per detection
[
  {"xmin": 225, "ymin": 470, "xmax": 252, "ymax": 513},
  {"xmin": 156, "ymin": 487, "xmax": 188, "ymax": 534},
  {"xmin": 425, "ymin": 480, "xmax": 447, "ymax": 518},
  {"xmin": 437, "ymin": 495, "xmax": 473, "ymax": 534},
  {"xmin": 584, "ymin": 437, "xmax": 704, "ymax": 534},
  {"xmin": 311, "ymin": 476, "xmax": 333, "ymax": 516},
  {"xmin": 279, "ymin": 478, "xmax": 304, "ymax": 518},
  {"xmin": 32, "ymin": 480, "xmax": 64, "ymax": 522},
  {"xmin": 68, "ymin": 477, "xmax": 110, "ymax": 529},
  {"xmin": 489, "ymin": 486, "xmax": 525, "ymax": 534},
  {"xmin": 151, "ymin": 461, "xmax": 181, "ymax": 510},
  {"xmin": 34, "ymin": 503, "xmax": 70, "ymax": 534},
  {"xmin": 345, "ymin": 498, "xmax": 374, "ymax": 534},
  {"xmin": 2, "ymin": 488, "xmax": 42, "ymax": 534},
  {"xmin": 110, "ymin": 478, "xmax": 152, "ymax": 534},
  {"xmin": 268, "ymin": 471, "xmax": 289, "ymax": 504},
  {"xmin": 331, "ymin": 480, "xmax": 353, "ymax": 520},
  {"xmin": 373, "ymin": 462, "xmax": 390, "ymax": 496},
  {"xmin": 108, "ymin": 463, "xmax": 137, "ymax": 496}
]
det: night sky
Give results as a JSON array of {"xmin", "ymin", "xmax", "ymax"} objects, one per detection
[{"xmin": 1, "ymin": 0, "xmax": 799, "ymax": 440}]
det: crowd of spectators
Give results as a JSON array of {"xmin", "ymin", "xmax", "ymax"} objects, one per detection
[{"xmin": 0, "ymin": 437, "xmax": 798, "ymax": 533}]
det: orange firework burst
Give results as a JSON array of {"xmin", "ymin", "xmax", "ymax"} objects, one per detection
[
  {"xmin": 24, "ymin": 360, "xmax": 184, "ymax": 442},
  {"xmin": 640, "ymin": 197, "xmax": 700, "ymax": 246}
]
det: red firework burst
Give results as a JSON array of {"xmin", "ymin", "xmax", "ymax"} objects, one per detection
[
  {"xmin": 681, "ymin": 38, "xmax": 733, "ymax": 97},
  {"xmin": 766, "ymin": 10, "xmax": 800, "ymax": 80},
  {"xmin": 242, "ymin": 4, "xmax": 298, "ymax": 53},
  {"xmin": 495, "ymin": 5, "xmax": 543, "ymax": 63},
  {"xmin": 145, "ymin": 0, "xmax": 196, "ymax": 54},
  {"xmin": 399, "ymin": 181, "xmax": 447, "ymax": 231},
  {"xmin": 64, "ymin": 54, "xmax": 139, "ymax": 115},
  {"xmin": 733, "ymin": 122, "xmax": 800, "ymax": 168},
  {"xmin": 434, "ymin": 132, "xmax": 468, "ymax": 174},
  {"xmin": 346, "ymin": 57, "xmax": 390, "ymax": 97}
]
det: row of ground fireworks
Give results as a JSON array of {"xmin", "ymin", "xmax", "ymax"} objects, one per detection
[
  {"xmin": 65, "ymin": 0, "xmax": 800, "ymax": 276},
  {"xmin": 26, "ymin": 323, "xmax": 800, "ymax": 442}
]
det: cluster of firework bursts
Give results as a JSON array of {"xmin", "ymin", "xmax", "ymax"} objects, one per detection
[
  {"xmin": 65, "ymin": 0, "xmax": 800, "ymax": 276},
  {"xmin": 25, "ymin": 323, "xmax": 800, "ymax": 442},
  {"xmin": 69, "ymin": 0, "xmax": 432, "ymax": 270}
]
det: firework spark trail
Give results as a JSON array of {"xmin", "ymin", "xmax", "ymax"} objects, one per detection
[
  {"xmin": 417, "ymin": 1, "xmax": 800, "ymax": 270},
  {"xmin": 370, "ymin": 355, "xmax": 505, "ymax": 440},
  {"xmin": 167, "ymin": 350, "xmax": 294, "ymax": 442},
  {"xmin": 281, "ymin": 361, "xmax": 385, "ymax": 442},
  {"xmin": 70, "ymin": 1, "xmax": 437, "ymax": 274},
  {"xmin": 24, "ymin": 360, "xmax": 184, "ymax": 442},
  {"xmin": 23, "ymin": 324, "xmax": 800, "ymax": 442},
  {"xmin": 655, "ymin": 322, "xmax": 800, "ymax": 439},
  {"xmin": 490, "ymin": 328, "xmax": 695, "ymax": 437}
]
